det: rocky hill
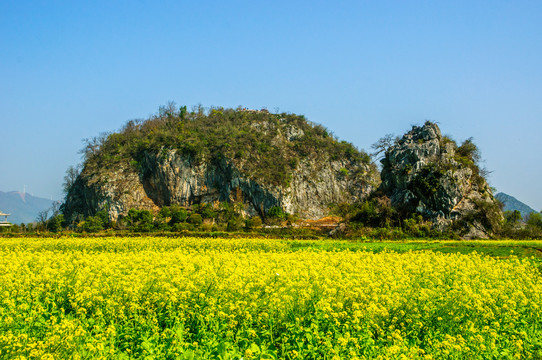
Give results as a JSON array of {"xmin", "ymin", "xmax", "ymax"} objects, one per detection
[
  {"xmin": 380, "ymin": 122, "xmax": 502, "ymax": 238},
  {"xmin": 62, "ymin": 106, "xmax": 379, "ymax": 223}
]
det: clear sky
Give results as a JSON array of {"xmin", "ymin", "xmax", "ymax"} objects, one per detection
[{"xmin": 1, "ymin": 1, "xmax": 541, "ymax": 210}]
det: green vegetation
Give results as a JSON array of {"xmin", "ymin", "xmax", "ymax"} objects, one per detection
[
  {"xmin": 78, "ymin": 104, "xmax": 370, "ymax": 188},
  {"xmin": 55, "ymin": 202, "xmax": 283, "ymax": 234},
  {"xmin": 410, "ymin": 163, "xmax": 443, "ymax": 198},
  {"xmin": 443, "ymin": 135, "xmax": 489, "ymax": 187},
  {"xmin": 6, "ymin": 196, "xmax": 541, "ymax": 240},
  {"xmin": 331, "ymin": 184, "xmax": 542, "ymax": 240},
  {"xmin": 330, "ymin": 195, "xmax": 460, "ymax": 240},
  {"xmin": 287, "ymin": 239, "xmax": 542, "ymax": 260},
  {"xmin": 500, "ymin": 210, "xmax": 542, "ymax": 239}
]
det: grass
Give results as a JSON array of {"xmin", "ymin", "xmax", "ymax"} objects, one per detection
[{"xmin": 288, "ymin": 239, "xmax": 542, "ymax": 260}]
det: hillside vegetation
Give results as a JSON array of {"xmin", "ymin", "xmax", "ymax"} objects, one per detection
[{"xmin": 81, "ymin": 104, "xmax": 371, "ymax": 188}]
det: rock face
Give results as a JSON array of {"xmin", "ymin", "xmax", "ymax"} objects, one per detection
[
  {"xmin": 380, "ymin": 122, "xmax": 502, "ymax": 238},
  {"xmin": 62, "ymin": 165, "xmax": 160, "ymax": 224},
  {"xmin": 138, "ymin": 150, "xmax": 375, "ymax": 220},
  {"xmin": 62, "ymin": 113, "xmax": 379, "ymax": 223}
]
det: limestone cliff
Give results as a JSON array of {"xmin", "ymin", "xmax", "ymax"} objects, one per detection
[
  {"xmin": 62, "ymin": 107, "xmax": 379, "ymax": 222},
  {"xmin": 380, "ymin": 122, "xmax": 502, "ymax": 238}
]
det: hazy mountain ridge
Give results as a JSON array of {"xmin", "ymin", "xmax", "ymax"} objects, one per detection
[
  {"xmin": 0, "ymin": 191, "xmax": 55, "ymax": 224},
  {"xmin": 495, "ymin": 192, "xmax": 537, "ymax": 218}
]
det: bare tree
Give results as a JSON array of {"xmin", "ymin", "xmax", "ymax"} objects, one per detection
[
  {"xmin": 49, "ymin": 201, "xmax": 62, "ymax": 217},
  {"xmin": 191, "ymin": 103, "xmax": 205, "ymax": 117},
  {"xmin": 158, "ymin": 101, "xmax": 178, "ymax": 118},
  {"xmin": 371, "ymin": 134, "xmax": 398, "ymax": 159},
  {"xmin": 63, "ymin": 165, "xmax": 81, "ymax": 196},
  {"xmin": 36, "ymin": 209, "xmax": 50, "ymax": 230},
  {"xmin": 79, "ymin": 132, "xmax": 109, "ymax": 161},
  {"xmin": 121, "ymin": 119, "xmax": 142, "ymax": 133},
  {"xmin": 479, "ymin": 165, "xmax": 493, "ymax": 179}
]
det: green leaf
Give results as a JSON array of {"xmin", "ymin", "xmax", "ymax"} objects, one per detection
[
  {"xmin": 250, "ymin": 342, "xmax": 261, "ymax": 354},
  {"xmin": 181, "ymin": 349, "xmax": 195, "ymax": 360},
  {"xmin": 260, "ymin": 350, "xmax": 277, "ymax": 360}
]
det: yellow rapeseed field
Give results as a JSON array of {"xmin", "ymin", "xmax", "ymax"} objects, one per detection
[{"xmin": 0, "ymin": 237, "xmax": 541, "ymax": 359}]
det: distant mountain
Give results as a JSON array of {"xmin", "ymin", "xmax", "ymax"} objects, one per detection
[
  {"xmin": 495, "ymin": 193, "xmax": 537, "ymax": 218},
  {"xmin": 0, "ymin": 191, "xmax": 56, "ymax": 224}
]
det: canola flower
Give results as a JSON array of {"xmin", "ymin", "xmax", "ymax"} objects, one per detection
[{"xmin": 0, "ymin": 236, "xmax": 541, "ymax": 359}]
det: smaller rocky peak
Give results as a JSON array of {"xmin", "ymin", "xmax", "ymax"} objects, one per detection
[
  {"xmin": 380, "ymin": 121, "xmax": 502, "ymax": 238},
  {"xmin": 398, "ymin": 121, "xmax": 442, "ymax": 145},
  {"xmin": 381, "ymin": 122, "xmax": 443, "ymax": 178}
]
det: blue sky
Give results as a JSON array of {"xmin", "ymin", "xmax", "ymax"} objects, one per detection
[{"xmin": 1, "ymin": 0, "xmax": 541, "ymax": 211}]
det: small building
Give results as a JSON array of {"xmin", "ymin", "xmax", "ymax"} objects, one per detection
[{"xmin": 0, "ymin": 211, "xmax": 11, "ymax": 227}]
